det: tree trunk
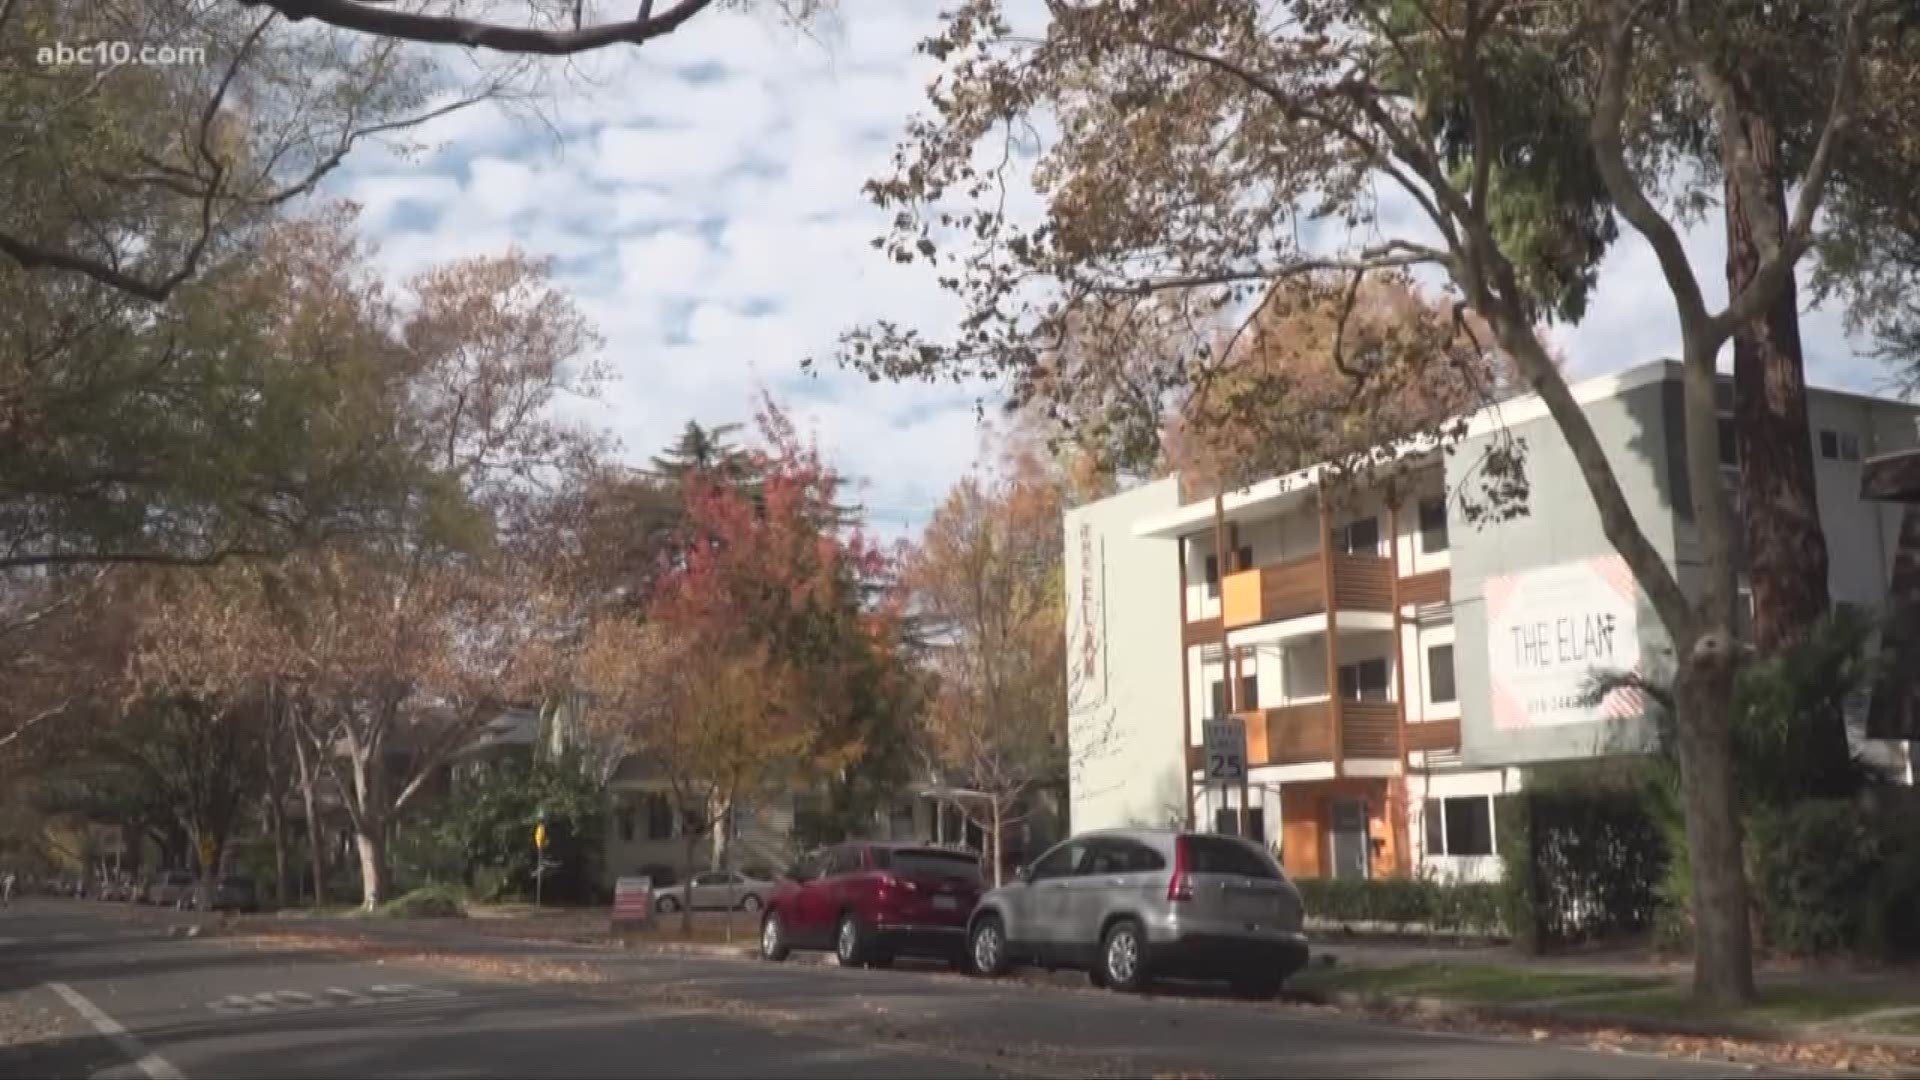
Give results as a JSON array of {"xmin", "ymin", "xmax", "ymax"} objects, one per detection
[
  {"xmin": 354, "ymin": 827, "xmax": 389, "ymax": 911},
  {"xmin": 1674, "ymin": 653, "xmax": 1757, "ymax": 1005},
  {"xmin": 267, "ymin": 799, "xmax": 290, "ymax": 907},
  {"xmin": 989, "ymin": 800, "xmax": 1004, "ymax": 888},
  {"xmin": 294, "ymin": 735, "xmax": 327, "ymax": 906}
]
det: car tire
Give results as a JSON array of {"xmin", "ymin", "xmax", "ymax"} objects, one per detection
[
  {"xmin": 738, "ymin": 894, "xmax": 763, "ymax": 913},
  {"xmin": 834, "ymin": 913, "xmax": 873, "ymax": 968},
  {"xmin": 1230, "ymin": 971, "xmax": 1283, "ymax": 1000},
  {"xmin": 656, "ymin": 896, "xmax": 680, "ymax": 914},
  {"xmin": 968, "ymin": 915, "xmax": 1011, "ymax": 978},
  {"xmin": 1086, "ymin": 964, "xmax": 1109, "ymax": 989},
  {"xmin": 759, "ymin": 911, "xmax": 790, "ymax": 962},
  {"xmin": 1099, "ymin": 919, "xmax": 1152, "ymax": 993}
]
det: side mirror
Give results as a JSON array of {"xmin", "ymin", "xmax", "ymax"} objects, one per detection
[{"xmin": 1015, "ymin": 863, "xmax": 1034, "ymax": 884}]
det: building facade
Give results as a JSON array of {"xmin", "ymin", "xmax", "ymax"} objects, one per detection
[{"xmin": 1065, "ymin": 361, "xmax": 1919, "ymax": 882}]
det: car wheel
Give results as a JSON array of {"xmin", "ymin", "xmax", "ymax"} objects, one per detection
[
  {"xmin": 968, "ymin": 915, "xmax": 1011, "ymax": 978},
  {"xmin": 1230, "ymin": 971, "xmax": 1283, "ymax": 1000},
  {"xmin": 738, "ymin": 894, "xmax": 763, "ymax": 913},
  {"xmin": 759, "ymin": 911, "xmax": 790, "ymax": 962},
  {"xmin": 834, "ymin": 913, "xmax": 872, "ymax": 968},
  {"xmin": 656, "ymin": 895, "xmax": 680, "ymax": 914},
  {"xmin": 1099, "ymin": 919, "xmax": 1152, "ymax": 993}
]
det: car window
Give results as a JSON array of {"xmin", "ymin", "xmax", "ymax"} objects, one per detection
[
  {"xmin": 1028, "ymin": 840, "xmax": 1088, "ymax": 881},
  {"xmin": 692, "ymin": 873, "xmax": 723, "ymax": 886},
  {"xmin": 1085, "ymin": 839, "xmax": 1166, "ymax": 875},
  {"xmin": 1183, "ymin": 835, "xmax": 1280, "ymax": 879},
  {"xmin": 787, "ymin": 853, "xmax": 821, "ymax": 882},
  {"xmin": 872, "ymin": 847, "xmax": 981, "ymax": 882},
  {"xmin": 825, "ymin": 845, "xmax": 864, "ymax": 878}
]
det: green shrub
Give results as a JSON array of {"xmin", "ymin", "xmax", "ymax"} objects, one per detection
[
  {"xmin": 1497, "ymin": 770, "xmax": 1668, "ymax": 953},
  {"xmin": 1297, "ymin": 877, "xmax": 1504, "ymax": 936},
  {"xmin": 374, "ymin": 883, "xmax": 468, "ymax": 919},
  {"xmin": 1748, "ymin": 798, "xmax": 1920, "ymax": 959}
]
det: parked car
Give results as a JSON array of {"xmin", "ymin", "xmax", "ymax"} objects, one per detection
[
  {"xmin": 652, "ymin": 871, "xmax": 773, "ymax": 914},
  {"xmin": 206, "ymin": 875, "xmax": 258, "ymax": 912},
  {"xmin": 963, "ymin": 829, "xmax": 1308, "ymax": 998},
  {"xmin": 145, "ymin": 870, "xmax": 197, "ymax": 908},
  {"xmin": 759, "ymin": 842, "xmax": 983, "ymax": 967}
]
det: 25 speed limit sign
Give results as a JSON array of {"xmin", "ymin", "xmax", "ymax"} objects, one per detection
[{"xmin": 1202, "ymin": 717, "xmax": 1247, "ymax": 782}]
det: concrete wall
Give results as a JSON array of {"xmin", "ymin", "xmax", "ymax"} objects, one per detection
[
  {"xmin": 1449, "ymin": 371, "xmax": 1684, "ymax": 768},
  {"xmin": 1067, "ymin": 477, "xmax": 1188, "ymax": 832}
]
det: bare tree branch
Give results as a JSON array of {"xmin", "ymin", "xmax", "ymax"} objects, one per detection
[{"xmin": 235, "ymin": 0, "xmax": 718, "ymax": 55}]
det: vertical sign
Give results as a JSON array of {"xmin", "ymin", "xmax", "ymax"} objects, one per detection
[{"xmin": 1076, "ymin": 523, "xmax": 1106, "ymax": 696}]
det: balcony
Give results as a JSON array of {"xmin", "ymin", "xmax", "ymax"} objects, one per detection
[
  {"xmin": 1187, "ymin": 697, "xmax": 1408, "ymax": 773},
  {"xmin": 1405, "ymin": 717, "xmax": 1462, "ymax": 754},
  {"xmin": 1220, "ymin": 554, "xmax": 1394, "ymax": 630},
  {"xmin": 1400, "ymin": 568, "xmax": 1451, "ymax": 607}
]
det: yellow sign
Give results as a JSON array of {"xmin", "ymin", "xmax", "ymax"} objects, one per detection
[{"xmin": 534, "ymin": 823, "xmax": 547, "ymax": 850}]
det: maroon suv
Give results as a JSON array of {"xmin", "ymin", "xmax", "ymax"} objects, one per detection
[{"xmin": 758, "ymin": 841, "xmax": 983, "ymax": 967}]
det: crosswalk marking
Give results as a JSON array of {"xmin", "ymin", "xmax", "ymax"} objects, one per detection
[{"xmin": 206, "ymin": 983, "xmax": 458, "ymax": 1017}]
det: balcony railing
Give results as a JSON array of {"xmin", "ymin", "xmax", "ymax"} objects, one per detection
[
  {"xmin": 1400, "ymin": 568, "xmax": 1451, "ymax": 607},
  {"xmin": 1220, "ymin": 554, "xmax": 1395, "ymax": 630},
  {"xmin": 1405, "ymin": 717, "xmax": 1462, "ymax": 754},
  {"xmin": 1341, "ymin": 700, "xmax": 1400, "ymax": 759},
  {"xmin": 1187, "ymin": 697, "xmax": 1406, "ymax": 771}
]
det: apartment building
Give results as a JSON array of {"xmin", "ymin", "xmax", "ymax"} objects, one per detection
[{"xmin": 1065, "ymin": 360, "xmax": 1919, "ymax": 883}]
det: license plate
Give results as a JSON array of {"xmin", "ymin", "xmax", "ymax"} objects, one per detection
[{"xmin": 933, "ymin": 895, "xmax": 959, "ymax": 911}]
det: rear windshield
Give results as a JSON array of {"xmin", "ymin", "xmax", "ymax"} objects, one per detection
[
  {"xmin": 1182, "ymin": 836, "xmax": 1280, "ymax": 879},
  {"xmin": 873, "ymin": 848, "xmax": 982, "ymax": 882}
]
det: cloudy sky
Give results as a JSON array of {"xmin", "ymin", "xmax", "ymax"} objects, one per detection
[{"xmin": 332, "ymin": 1, "xmax": 1897, "ymax": 541}]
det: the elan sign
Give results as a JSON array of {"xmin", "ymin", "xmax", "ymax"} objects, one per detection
[{"xmin": 1485, "ymin": 555, "xmax": 1645, "ymax": 729}]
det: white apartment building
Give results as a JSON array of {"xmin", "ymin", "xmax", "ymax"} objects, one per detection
[{"xmin": 1065, "ymin": 360, "xmax": 1918, "ymax": 882}]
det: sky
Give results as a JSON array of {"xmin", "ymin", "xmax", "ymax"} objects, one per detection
[{"xmin": 331, "ymin": 1, "xmax": 1902, "ymax": 543}]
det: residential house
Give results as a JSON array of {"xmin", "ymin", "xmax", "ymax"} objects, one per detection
[{"xmin": 1065, "ymin": 360, "xmax": 1919, "ymax": 882}]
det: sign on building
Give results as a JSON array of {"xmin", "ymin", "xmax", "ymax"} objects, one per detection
[
  {"xmin": 1485, "ymin": 555, "xmax": 1645, "ymax": 729},
  {"xmin": 1202, "ymin": 717, "xmax": 1247, "ymax": 782},
  {"xmin": 1074, "ymin": 522, "xmax": 1106, "ymax": 696}
]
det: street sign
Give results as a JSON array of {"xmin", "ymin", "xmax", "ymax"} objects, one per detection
[
  {"xmin": 1202, "ymin": 717, "xmax": 1247, "ymax": 783},
  {"xmin": 533, "ymin": 823, "xmax": 547, "ymax": 850}
]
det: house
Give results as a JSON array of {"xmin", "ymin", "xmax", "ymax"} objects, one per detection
[{"xmin": 1065, "ymin": 359, "xmax": 1920, "ymax": 883}]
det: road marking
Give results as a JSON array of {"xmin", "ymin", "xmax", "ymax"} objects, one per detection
[
  {"xmin": 205, "ymin": 983, "xmax": 458, "ymax": 1017},
  {"xmin": 49, "ymin": 982, "xmax": 185, "ymax": 1080}
]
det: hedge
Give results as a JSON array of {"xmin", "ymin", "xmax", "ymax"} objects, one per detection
[
  {"xmin": 1497, "ymin": 780, "xmax": 1667, "ymax": 954},
  {"xmin": 1296, "ymin": 877, "xmax": 1504, "ymax": 936},
  {"xmin": 1748, "ymin": 796, "xmax": 1920, "ymax": 959}
]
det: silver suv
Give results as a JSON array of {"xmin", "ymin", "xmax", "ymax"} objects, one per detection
[{"xmin": 966, "ymin": 829, "xmax": 1307, "ymax": 997}]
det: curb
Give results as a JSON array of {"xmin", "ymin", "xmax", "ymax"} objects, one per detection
[
  {"xmin": 613, "ymin": 938, "xmax": 840, "ymax": 967},
  {"xmin": 1280, "ymin": 986, "xmax": 1920, "ymax": 1054}
]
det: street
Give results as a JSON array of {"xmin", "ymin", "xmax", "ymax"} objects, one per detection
[{"xmin": 0, "ymin": 901, "xmax": 1809, "ymax": 1079}]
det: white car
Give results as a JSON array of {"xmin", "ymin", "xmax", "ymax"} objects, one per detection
[{"xmin": 652, "ymin": 871, "xmax": 773, "ymax": 914}]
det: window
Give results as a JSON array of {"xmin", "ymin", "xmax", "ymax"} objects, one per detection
[
  {"xmin": 824, "ymin": 845, "xmax": 865, "ymax": 877},
  {"xmin": 1820, "ymin": 429, "xmax": 1839, "ymax": 459},
  {"xmin": 1427, "ymin": 644, "xmax": 1457, "ymax": 704},
  {"xmin": 1213, "ymin": 807, "xmax": 1268, "ymax": 845},
  {"xmin": 1028, "ymin": 840, "xmax": 1089, "ymax": 881},
  {"xmin": 1204, "ymin": 553, "xmax": 1220, "ymax": 599},
  {"xmin": 1210, "ymin": 679, "xmax": 1228, "ymax": 719},
  {"xmin": 873, "ymin": 847, "xmax": 982, "ymax": 882},
  {"xmin": 617, "ymin": 805, "xmax": 636, "ymax": 843},
  {"xmin": 1423, "ymin": 796, "xmax": 1494, "ymax": 857},
  {"xmin": 1240, "ymin": 670, "xmax": 1260, "ymax": 711},
  {"xmin": 1236, "ymin": 544, "xmax": 1254, "ymax": 571},
  {"xmin": 1842, "ymin": 432, "xmax": 1861, "ymax": 461},
  {"xmin": 1183, "ymin": 834, "xmax": 1280, "ymax": 878},
  {"xmin": 1084, "ymin": 839, "xmax": 1166, "ymax": 875},
  {"xmin": 1337, "ymin": 657, "xmax": 1390, "ymax": 701},
  {"xmin": 645, "ymin": 793, "xmax": 674, "ymax": 840},
  {"xmin": 1819, "ymin": 429, "xmax": 1863, "ymax": 462},
  {"xmin": 1418, "ymin": 498, "xmax": 1449, "ymax": 554},
  {"xmin": 1718, "ymin": 417, "xmax": 1739, "ymax": 467},
  {"xmin": 693, "ymin": 872, "xmax": 726, "ymax": 887},
  {"xmin": 1338, "ymin": 516, "xmax": 1380, "ymax": 555}
]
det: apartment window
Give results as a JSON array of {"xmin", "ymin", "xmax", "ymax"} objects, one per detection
[
  {"xmin": 1418, "ymin": 498, "xmax": 1449, "ymax": 554},
  {"xmin": 645, "ymin": 792, "xmax": 674, "ymax": 840},
  {"xmin": 1214, "ymin": 807, "xmax": 1267, "ymax": 844},
  {"xmin": 1427, "ymin": 643, "xmax": 1457, "ymax": 704},
  {"xmin": 1423, "ymin": 796, "xmax": 1494, "ymax": 857},
  {"xmin": 1237, "ymin": 544, "xmax": 1254, "ymax": 572},
  {"xmin": 1821, "ymin": 429, "xmax": 1862, "ymax": 462},
  {"xmin": 617, "ymin": 805, "xmax": 636, "ymax": 844},
  {"xmin": 1718, "ymin": 417, "xmax": 1739, "ymax": 467},
  {"xmin": 1204, "ymin": 553, "xmax": 1220, "ymax": 599},
  {"xmin": 1210, "ymin": 679, "xmax": 1228, "ymax": 719},
  {"xmin": 1337, "ymin": 657, "xmax": 1390, "ymax": 702},
  {"xmin": 1240, "ymin": 670, "xmax": 1260, "ymax": 711},
  {"xmin": 1338, "ymin": 516, "xmax": 1381, "ymax": 555}
]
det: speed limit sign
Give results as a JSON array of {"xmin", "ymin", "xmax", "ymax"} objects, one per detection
[{"xmin": 1202, "ymin": 717, "xmax": 1247, "ymax": 782}]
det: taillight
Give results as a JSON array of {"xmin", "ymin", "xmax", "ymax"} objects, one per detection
[{"xmin": 1168, "ymin": 837, "xmax": 1194, "ymax": 902}]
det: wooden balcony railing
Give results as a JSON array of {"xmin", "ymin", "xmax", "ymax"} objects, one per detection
[
  {"xmin": 1341, "ymin": 700, "xmax": 1401, "ymax": 759},
  {"xmin": 1250, "ymin": 701, "xmax": 1338, "ymax": 765},
  {"xmin": 1400, "ymin": 568, "xmax": 1451, "ymax": 607},
  {"xmin": 1405, "ymin": 718, "xmax": 1462, "ymax": 754},
  {"xmin": 1220, "ymin": 554, "xmax": 1395, "ymax": 630},
  {"xmin": 1182, "ymin": 615, "xmax": 1224, "ymax": 649}
]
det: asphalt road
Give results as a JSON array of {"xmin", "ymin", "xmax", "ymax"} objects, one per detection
[{"xmin": 0, "ymin": 900, "xmax": 1803, "ymax": 1079}]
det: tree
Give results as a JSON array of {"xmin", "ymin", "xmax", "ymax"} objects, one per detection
[
  {"xmin": 840, "ymin": 0, "xmax": 1889, "ymax": 1004},
  {"xmin": 906, "ymin": 450, "xmax": 1069, "ymax": 885}
]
